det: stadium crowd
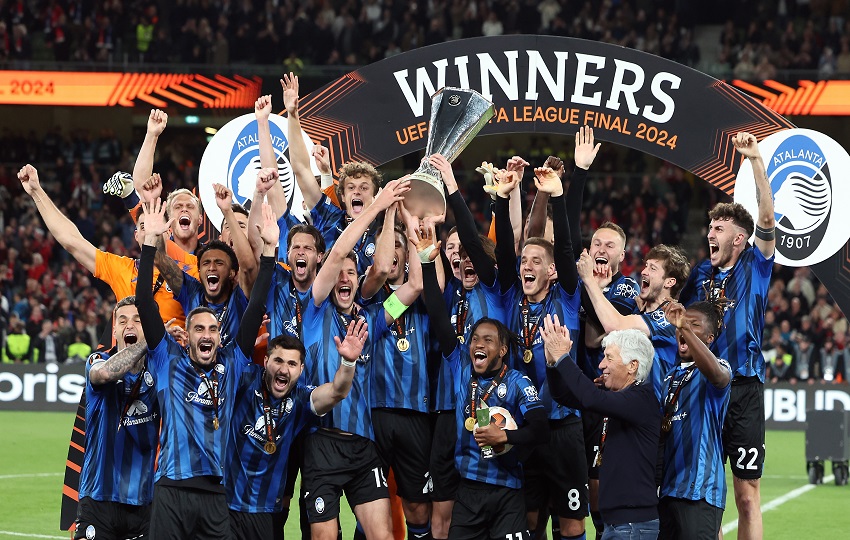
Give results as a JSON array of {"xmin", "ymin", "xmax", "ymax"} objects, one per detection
[
  {"xmin": 1, "ymin": 0, "xmax": 849, "ymax": 79},
  {"xmin": 0, "ymin": 64, "xmax": 845, "ymax": 540}
]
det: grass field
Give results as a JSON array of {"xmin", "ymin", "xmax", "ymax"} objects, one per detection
[{"xmin": 1, "ymin": 411, "xmax": 848, "ymax": 539}]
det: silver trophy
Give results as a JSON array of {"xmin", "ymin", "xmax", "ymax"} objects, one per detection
[{"xmin": 404, "ymin": 87, "xmax": 495, "ymax": 219}]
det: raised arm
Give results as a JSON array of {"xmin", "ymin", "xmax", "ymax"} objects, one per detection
[
  {"xmin": 567, "ymin": 126, "xmax": 601, "ymax": 251},
  {"xmin": 506, "ymin": 156, "xmax": 527, "ymax": 253},
  {"xmin": 18, "ymin": 165, "xmax": 97, "ymax": 274},
  {"xmin": 282, "ymin": 73, "xmax": 322, "ymax": 210},
  {"xmin": 310, "ymin": 318, "xmax": 368, "ymax": 415},
  {"xmin": 138, "ymin": 199, "xmax": 173, "ymax": 348},
  {"xmin": 213, "ymin": 182, "xmax": 259, "ymax": 296},
  {"xmin": 495, "ymin": 170, "xmax": 521, "ymax": 293},
  {"xmin": 434, "ymin": 154, "xmax": 497, "ymax": 287},
  {"xmin": 360, "ymin": 202, "xmax": 399, "ymax": 301},
  {"xmin": 536, "ymin": 166, "xmax": 578, "ymax": 293},
  {"xmin": 384, "ymin": 206, "xmax": 427, "ymax": 324},
  {"xmin": 235, "ymin": 203, "xmax": 277, "ymax": 359},
  {"xmin": 133, "ymin": 109, "xmax": 167, "ymax": 194},
  {"xmin": 312, "ymin": 178, "xmax": 410, "ymax": 305},
  {"xmin": 734, "ymin": 132, "xmax": 775, "ymax": 258},
  {"xmin": 418, "ymin": 234, "xmax": 457, "ymax": 356},
  {"xmin": 664, "ymin": 302, "xmax": 731, "ymax": 389},
  {"xmin": 576, "ymin": 250, "xmax": 649, "ymax": 334},
  {"xmin": 89, "ymin": 342, "xmax": 148, "ymax": 385}
]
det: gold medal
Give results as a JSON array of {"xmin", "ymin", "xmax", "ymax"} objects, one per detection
[
  {"xmin": 397, "ymin": 338, "xmax": 410, "ymax": 352},
  {"xmin": 213, "ymin": 417, "xmax": 220, "ymax": 430},
  {"xmin": 523, "ymin": 349, "xmax": 533, "ymax": 364},
  {"xmin": 458, "ymin": 335, "xmax": 465, "ymax": 344},
  {"xmin": 264, "ymin": 441, "xmax": 277, "ymax": 454},
  {"xmin": 662, "ymin": 417, "xmax": 672, "ymax": 432},
  {"xmin": 464, "ymin": 417, "xmax": 476, "ymax": 431}
]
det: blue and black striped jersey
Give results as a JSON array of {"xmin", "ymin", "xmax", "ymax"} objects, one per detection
[
  {"xmin": 80, "ymin": 351, "xmax": 159, "ymax": 506},
  {"xmin": 503, "ymin": 282, "xmax": 581, "ymax": 420},
  {"xmin": 680, "ymin": 246, "xmax": 773, "ymax": 381},
  {"xmin": 225, "ymin": 366, "xmax": 315, "ymax": 513},
  {"xmin": 302, "ymin": 297, "xmax": 388, "ymax": 438},
  {"xmin": 147, "ymin": 335, "xmax": 250, "ymax": 482},
  {"xmin": 660, "ymin": 360, "xmax": 731, "ymax": 509},
  {"xmin": 446, "ymin": 347, "xmax": 543, "ymax": 489}
]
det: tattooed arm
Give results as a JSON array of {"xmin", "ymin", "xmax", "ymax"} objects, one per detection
[
  {"xmin": 154, "ymin": 235, "xmax": 185, "ymax": 296},
  {"xmin": 89, "ymin": 342, "xmax": 148, "ymax": 385}
]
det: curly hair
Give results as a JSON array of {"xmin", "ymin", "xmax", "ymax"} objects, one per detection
[
  {"xmin": 335, "ymin": 162, "xmax": 382, "ymax": 207},
  {"xmin": 708, "ymin": 202, "xmax": 755, "ymax": 238}
]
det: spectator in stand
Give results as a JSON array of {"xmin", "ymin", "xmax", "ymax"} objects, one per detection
[
  {"xmin": 4, "ymin": 318, "xmax": 31, "ymax": 363},
  {"xmin": 33, "ymin": 319, "xmax": 66, "ymax": 364}
]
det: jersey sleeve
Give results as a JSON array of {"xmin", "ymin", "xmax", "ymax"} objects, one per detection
[
  {"xmin": 515, "ymin": 374, "xmax": 544, "ymax": 417},
  {"xmin": 176, "ymin": 271, "xmax": 203, "ymax": 312},
  {"xmin": 165, "ymin": 239, "xmax": 199, "ymax": 279},
  {"xmin": 309, "ymin": 194, "xmax": 345, "ymax": 236}
]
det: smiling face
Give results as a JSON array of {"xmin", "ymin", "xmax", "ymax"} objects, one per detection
[
  {"xmin": 113, "ymin": 304, "xmax": 144, "ymax": 351},
  {"xmin": 676, "ymin": 309, "xmax": 715, "ymax": 361},
  {"xmin": 168, "ymin": 192, "xmax": 201, "ymax": 243},
  {"xmin": 264, "ymin": 345, "xmax": 304, "ymax": 399},
  {"xmin": 445, "ymin": 231, "xmax": 463, "ymax": 281},
  {"xmin": 707, "ymin": 217, "xmax": 745, "ymax": 268},
  {"xmin": 341, "ymin": 174, "xmax": 376, "ymax": 220},
  {"xmin": 638, "ymin": 258, "xmax": 672, "ymax": 304},
  {"xmin": 520, "ymin": 243, "xmax": 555, "ymax": 301},
  {"xmin": 590, "ymin": 227, "xmax": 626, "ymax": 274},
  {"xmin": 199, "ymin": 248, "xmax": 236, "ymax": 303},
  {"xmin": 287, "ymin": 232, "xmax": 323, "ymax": 287},
  {"xmin": 187, "ymin": 311, "xmax": 220, "ymax": 367},
  {"xmin": 331, "ymin": 257, "xmax": 359, "ymax": 313},
  {"xmin": 598, "ymin": 343, "xmax": 637, "ymax": 391},
  {"xmin": 469, "ymin": 321, "xmax": 508, "ymax": 375}
]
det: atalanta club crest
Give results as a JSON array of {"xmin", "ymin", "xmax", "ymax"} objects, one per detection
[
  {"xmin": 735, "ymin": 129, "xmax": 850, "ymax": 267},
  {"xmin": 199, "ymin": 113, "xmax": 318, "ymax": 233}
]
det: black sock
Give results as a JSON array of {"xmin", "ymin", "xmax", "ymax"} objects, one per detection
[{"xmin": 407, "ymin": 521, "xmax": 432, "ymax": 540}]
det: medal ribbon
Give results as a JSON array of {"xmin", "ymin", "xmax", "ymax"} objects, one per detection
[
  {"xmin": 261, "ymin": 376, "xmax": 282, "ymax": 449},
  {"xmin": 662, "ymin": 365, "xmax": 697, "ymax": 426},
  {"xmin": 467, "ymin": 364, "xmax": 508, "ymax": 425},
  {"xmin": 455, "ymin": 288, "xmax": 469, "ymax": 339},
  {"xmin": 520, "ymin": 296, "xmax": 541, "ymax": 354},
  {"xmin": 704, "ymin": 266, "xmax": 732, "ymax": 302},
  {"xmin": 291, "ymin": 281, "xmax": 303, "ymax": 338},
  {"xmin": 192, "ymin": 363, "xmax": 220, "ymax": 426},
  {"xmin": 383, "ymin": 284, "xmax": 406, "ymax": 340}
]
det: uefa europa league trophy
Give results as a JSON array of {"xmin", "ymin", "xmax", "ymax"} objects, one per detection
[{"xmin": 404, "ymin": 87, "xmax": 495, "ymax": 219}]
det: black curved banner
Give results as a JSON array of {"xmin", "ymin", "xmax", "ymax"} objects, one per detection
[{"xmin": 296, "ymin": 35, "xmax": 850, "ymax": 318}]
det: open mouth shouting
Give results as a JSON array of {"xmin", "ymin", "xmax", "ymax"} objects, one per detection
[
  {"xmin": 523, "ymin": 273, "xmax": 537, "ymax": 287},
  {"xmin": 196, "ymin": 339, "xmax": 216, "ymax": 361},
  {"xmin": 641, "ymin": 276, "xmax": 650, "ymax": 289},
  {"xmin": 595, "ymin": 256, "xmax": 609, "ymax": 266},
  {"xmin": 206, "ymin": 273, "xmax": 221, "ymax": 293},
  {"xmin": 472, "ymin": 349, "xmax": 489, "ymax": 370},
  {"xmin": 178, "ymin": 214, "xmax": 192, "ymax": 231},
  {"xmin": 708, "ymin": 240, "xmax": 719, "ymax": 261},
  {"xmin": 677, "ymin": 333, "xmax": 690, "ymax": 356},
  {"xmin": 336, "ymin": 285, "xmax": 353, "ymax": 303},
  {"xmin": 123, "ymin": 331, "xmax": 138, "ymax": 345},
  {"xmin": 294, "ymin": 258, "xmax": 308, "ymax": 278},
  {"xmin": 451, "ymin": 256, "xmax": 461, "ymax": 271},
  {"xmin": 350, "ymin": 198, "xmax": 364, "ymax": 214},
  {"xmin": 272, "ymin": 372, "xmax": 290, "ymax": 393}
]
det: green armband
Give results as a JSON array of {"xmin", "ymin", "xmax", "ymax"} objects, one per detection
[{"xmin": 383, "ymin": 292, "xmax": 411, "ymax": 320}]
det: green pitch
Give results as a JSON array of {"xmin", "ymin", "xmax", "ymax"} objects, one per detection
[{"xmin": 0, "ymin": 411, "xmax": 847, "ymax": 539}]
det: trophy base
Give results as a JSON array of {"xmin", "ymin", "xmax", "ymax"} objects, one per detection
[{"xmin": 405, "ymin": 171, "xmax": 446, "ymax": 219}]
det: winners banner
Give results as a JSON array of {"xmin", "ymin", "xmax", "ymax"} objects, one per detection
[{"xmin": 294, "ymin": 34, "xmax": 850, "ymax": 320}]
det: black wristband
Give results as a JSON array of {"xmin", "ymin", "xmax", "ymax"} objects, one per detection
[{"xmin": 755, "ymin": 225, "xmax": 775, "ymax": 241}]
